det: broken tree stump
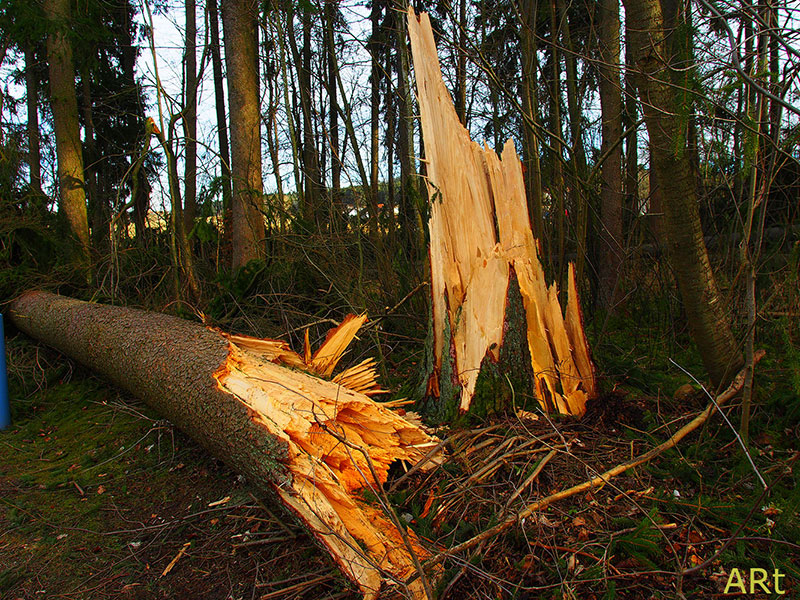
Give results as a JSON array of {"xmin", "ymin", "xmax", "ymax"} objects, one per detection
[
  {"xmin": 408, "ymin": 9, "xmax": 597, "ymax": 418},
  {"xmin": 9, "ymin": 291, "xmax": 440, "ymax": 599}
]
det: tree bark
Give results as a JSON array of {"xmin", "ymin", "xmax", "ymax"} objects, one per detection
[
  {"xmin": 10, "ymin": 291, "xmax": 440, "ymax": 600},
  {"xmin": 44, "ymin": 0, "xmax": 90, "ymax": 268},
  {"xmin": 623, "ymin": 0, "xmax": 744, "ymax": 386},
  {"xmin": 222, "ymin": 0, "xmax": 265, "ymax": 268},
  {"xmin": 597, "ymin": 0, "xmax": 624, "ymax": 307}
]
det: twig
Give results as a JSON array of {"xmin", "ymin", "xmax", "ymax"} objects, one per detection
[
  {"xmin": 502, "ymin": 449, "xmax": 558, "ymax": 512},
  {"xmin": 669, "ymin": 355, "xmax": 767, "ymax": 489},
  {"xmin": 161, "ymin": 541, "xmax": 191, "ymax": 576}
]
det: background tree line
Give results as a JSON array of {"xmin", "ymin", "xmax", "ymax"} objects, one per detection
[{"xmin": 0, "ymin": 0, "xmax": 797, "ymax": 418}]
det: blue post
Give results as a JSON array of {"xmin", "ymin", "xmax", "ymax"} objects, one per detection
[{"xmin": 0, "ymin": 314, "xmax": 9, "ymax": 430}]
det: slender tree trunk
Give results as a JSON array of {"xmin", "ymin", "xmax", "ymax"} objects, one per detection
[
  {"xmin": 369, "ymin": 0, "xmax": 381, "ymax": 230},
  {"xmin": 208, "ymin": 0, "xmax": 232, "ymax": 249},
  {"xmin": 80, "ymin": 70, "xmax": 104, "ymax": 250},
  {"xmin": 45, "ymin": 0, "xmax": 90, "ymax": 269},
  {"xmin": 222, "ymin": 0, "xmax": 265, "ymax": 268},
  {"xmin": 624, "ymin": 0, "xmax": 744, "ymax": 387},
  {"xmin": 395, "ymin": 0, "xmax": 423, "ymax": 264},
  {"xmin": 325, "ymin": 0, "xmax": 341, "ymax": 195},
  {"xmin": 184, "ymin": 0, "xmax": 198, "ymax": 235},
  {"xmin": 25, "ymin": 45, "xmax": 42, "ymax": 197},
  {"xmin": 117, "ymin": 2, "xmax": 150, "ymax": 246},
  {"xmin": 454, "ymin": 0, "xmax": 467, "ymax": 124},
  {"xmin": 287, "ymin": 9, "xmax": 322, "ymax": 229},
  {"xmin": 519, "ymin": 0, "xmax": 544, "ymax": 242},
  {"xmin": 557, "ymin": 0, "xmax": 589, "ymax": 283},
  {"xmin": 597, "ymin": 0, "xmax": 624, "ymax": 307},
  {"xmin": 549, "ymin": 0, "xmax": 566, "ymax": 279},
  {"xmin": 623, "ymin": 19, "xmax": 638, "ymax": 231}
]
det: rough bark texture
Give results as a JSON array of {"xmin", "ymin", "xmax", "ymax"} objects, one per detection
[
  {"xmin": 408, "ymin": 10, "xmax": 597, "ymax": 417},
  {"xmin": 222, "ymin": 0, "xmax": 265, "ymax": 268},
  {"xmin": 10, "ymin": 292, "xmax": 440, "ymax": 599},
  {"xmin": 624, "ymin": 0, "xmax": 744, "ymax": 386},
  {"xmin": 44, "ymin": 0, "xmax": 90, "ymax": 265},
  {"xmin": 10, "ymin": 291, "xmax": 286, "ymax": 479}
]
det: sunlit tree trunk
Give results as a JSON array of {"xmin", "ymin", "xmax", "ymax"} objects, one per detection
[
  {"xmin": 624, "ymin": 0, "xmax": 743, "ymax": 387},
  {"xmin": 222, "ymin": 0, "xmax": 265, "ymax": 268},
  {"xmin": 597, "ymin": 0, "xmax": 624, "ymax": 307},
  {"xmin": 44, "ymin": 0, "xmax": 90, "ymax": 269}
]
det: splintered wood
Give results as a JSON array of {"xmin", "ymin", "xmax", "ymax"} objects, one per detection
[
  {"xmin": 408, "ymin": 9, "xmax": 597, "ymax": 416},
  {"xmin": 218, "ymin": 319, "xmax": 440, "ymax": 599}
]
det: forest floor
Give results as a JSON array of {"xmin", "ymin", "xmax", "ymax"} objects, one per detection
[{"xmin": 1, "ymin": 326, "xmax": 798, "ymax": 600}]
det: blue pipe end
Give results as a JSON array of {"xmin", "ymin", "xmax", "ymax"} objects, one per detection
[{"xmin": 0, "ymin": 314, "xmax": 9, "ymax": 430}]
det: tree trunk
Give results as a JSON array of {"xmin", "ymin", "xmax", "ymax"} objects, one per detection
[
  {"xmin": 623, "ymin": 0, "xmax": 744, "ymax": 387},
  {"xmin": 597, "ymin": 0, "xmax": 624, "ymax": 307},
  {"xmin": 557, "ymin": 0, "xmax": 589, "ymax": 283},
  {"xmin": 518, "ymin": 0, "xmax": 545, "ymax": 243},
  {"xmin": 25, "ymin": 45, "xmax": 42, "ymax": 197},
  {"xmin": 44, "ymin": 0, "xmax": 90, "ymax": 268},
  {"xmin": 208, "ymin": 0, "xmax": 232, "ymax": 250},
  {"xmin": 325, "ymin": 0, "xmax": 341, "ymax": 196},
  {"xmin": 287, "ymin": 8, "xmax": 323, "ymax": 229},
  {"xmin": 10, "ymin": 291, "xmax": 440, "ymax": 600},
  {"xmin": 408, "ymin": 10, "xmax": 597, "ymax": 418},
  {"xmin": 222, "ymin": 0, "xmax": 265, "ymax": 268},
  {"xmin": 183, "ymin": 0, "xmax": 198, "ymax": 235}
]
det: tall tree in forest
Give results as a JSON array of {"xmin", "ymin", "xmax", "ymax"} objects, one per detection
[
  {"xmin": 623, "ymin": 0, "xmax": 743, "ymax": 386},
  {"xmin": 183, "ymin": 0, "xmax": 198, "ymax": 234},
  {"xmin": 44, "ymin": 0, "xmax": 90, "ymax": 268},
  {"xmin": 596, "ymin": 0, "xmax": 624, "ymax": 307},
  {"xmin": 222, "ymin": 0, "xmax": 265, "ymax": 268}
]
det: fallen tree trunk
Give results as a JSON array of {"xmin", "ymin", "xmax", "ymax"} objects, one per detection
[
  {"xmin": 10, "ymin": 291, "xmax": 441, "ymax": 599},
  {"xmin": 407, "ymin": 10, "xmax": 597, "ymax": 418}
]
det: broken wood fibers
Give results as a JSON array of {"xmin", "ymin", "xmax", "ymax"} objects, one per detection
[
  {"xmin": 408, "ymin": 9, "xmax": 597, "ymax": 416},
  {"xmin": 10, "ymin": 292, "xmax": 440, "ymax": 599}
]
